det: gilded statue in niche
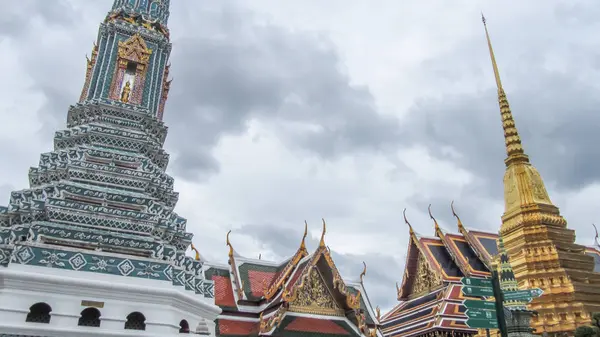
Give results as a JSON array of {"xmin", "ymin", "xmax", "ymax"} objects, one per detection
[
  {"xmin": 410, "ymin": 253, "xmax": 441, "ymax": 295},
  {"xmin": 289, "ymin": 267, "xmax": 343, "ymax": 316},
  {"xmin": 121, "ymin": 81, "xmax": 131, "ymax": 103}
]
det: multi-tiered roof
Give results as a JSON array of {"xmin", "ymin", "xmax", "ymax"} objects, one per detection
[
  {"xmin": 205, "ymin": 221, "xmax": 383, "ymax": 337},
  {"xmin": 381, "ymin": 206, "xmax": 499, "ymax": 337}
]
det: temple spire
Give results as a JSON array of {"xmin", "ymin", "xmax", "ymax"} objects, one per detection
[{"xmin": 482, "ymin": 14, "xmax": 529, "ymax": 167}]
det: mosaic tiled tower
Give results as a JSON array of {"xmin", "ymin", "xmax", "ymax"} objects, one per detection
[{"xmin": 0, "ymin": 1, "xmax": 221, "ymax": 336}]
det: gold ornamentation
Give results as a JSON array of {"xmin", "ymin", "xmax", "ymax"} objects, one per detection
[
  {"xmin": 503, "ymin": 170, "xmax": 519, "ymax": 210},
  {"xmin": 117, "ymin": 34, "xmax": 152, "ymax": 65},
  {"xmin": 259, "ymin": 306, "xmax": 286, "ymax": 334},
  {"xmin": 484, "ymin": 15, "xmax": 600, "ymax": 327},
  {"xmin": 120, "ymin": 81, "xmax": 131, "ymax": 103},
  {"xmin": 360, "ymin": 261, "xmax": 367, "ymax": 284},
  {"xmin": 263, "ymin": 222, "xmax": 309, "ymax": 300},
  {"xmin": 300, "ymin": 221, "xmax": 308, "ymax": 251},
  {"xmin": 190, "ymin": 243, "xmax": 201, "ymax": 261},
  {"xmin": 410, "ymin": 253, "xmax": 441, "ymax": 295},
  {"xmin": 225, "ymin": 230, "xmax": 244, "ymax": 299},
  {"xmin": 451, "ymin": 201, "xmax": 465, "ymax": 232},
  {"xmin": 403, "ymin": 208, "xmax": 415, "ymax": 236},
  {"xmin": 79, "ymin": 43, "xmax": 98, "ymax": 102},
  {"xmin": 376, "ymin": 306, "xmax": 381, "ymax": 321},
  {"xmin": 346, "ymin": 289, "xmax": 361, "ymax": 310},
  {"xmin": 226, "ymin": 230, "xmax": 234, "ymax": 258},
  {"xmin": 288, "ymin": 267, "xmax": 344, "ymax": 316},
  {"xmin": 530, "ymin": 169, "xmax": 550, "ymax": 201},
  {"xmin": 319, "ymin": 218, "xmax": 326, "ymax": 247},
  {"xmin": 429, "ymin": 204, "xmax": 441, "ymax": 236}
]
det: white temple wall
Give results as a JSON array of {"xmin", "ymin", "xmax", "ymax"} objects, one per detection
[{"xmin": 0, "ymin": 264, "xmax": 220, "ymax": 336}]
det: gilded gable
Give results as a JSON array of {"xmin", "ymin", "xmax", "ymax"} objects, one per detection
[
  {"xmin": 289, "ymin": 267, "xmax": 344, "ymax": 316},
  {"xmin": 409, "ymin": 253, "xmax": 442, "ymax": 297}
]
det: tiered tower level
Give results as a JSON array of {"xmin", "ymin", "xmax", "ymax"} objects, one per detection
[
  {"xmin": 0, "ymin": 1, "xmax": 221, "ymax": 336},
  {"xmin": 482, "ymin": 17, "xmax": 600, "ymax": 333}
]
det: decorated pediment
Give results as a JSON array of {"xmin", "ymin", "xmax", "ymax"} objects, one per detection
[
  {"xmin": 288, "ymin": 265, "xmax": 344, "ymax": 316},
  {"xmin": 409, "ymin": 252, "xmax": 442, "ymax": 296},
  {"xmin": 118, "ymin": 34, "xmax": 152, "ymax": 64}
]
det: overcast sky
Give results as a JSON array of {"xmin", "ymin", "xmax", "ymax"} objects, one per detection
[{"xmin": 2, "ymin": 0, "xmax": 600, "ymax": 313}]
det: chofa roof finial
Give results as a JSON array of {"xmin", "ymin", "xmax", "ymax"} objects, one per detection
[
  {"xmin": 300, "ymin": 220, "xmax": 308, "ymax": 251},
  {"xmin": 451, "ymin": 200, "xmax": 465, "ymax": 232},
  {"xmin": 403, "ymin": 208, "xmax": 414, "ymax": 236},
  {"xmin": 359, "ymin": 261, "xmax": 367, "ymax": 284},
  {"xmin": 319, "ymin": 218, "xmax": 327, "ymax": 247},
  {"xmin": 226, "ymin": 230, "xmax": 234, "ymax": 258}
]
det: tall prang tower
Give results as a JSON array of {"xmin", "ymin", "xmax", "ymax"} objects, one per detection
[
  {"xmin": 482, "ymin": 16, "xmax": 600, "ymax": 334},
  {"xmin": 0, "ymin": 1, "xmax": 222, "ymax": 336}
]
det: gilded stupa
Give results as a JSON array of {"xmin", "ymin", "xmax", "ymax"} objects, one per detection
[{"xmin": 482, "ymin": 16, "xmax": 600, "ymax": 334}]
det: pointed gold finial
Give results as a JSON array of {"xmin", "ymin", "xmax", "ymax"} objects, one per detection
[
  {"xmin": 481, "ymin": 14, "xmax": 528, "ymax": 166},
  {"xmin": 190, "ymin": 243, "xmax": 201, "ymax": 261},
  {"xmin": 300, "ymin": 220, "xmax": 308, "ymax": 250},
  {"xmin": 451, "ymin": 200, "xmax": 465, "ymax": 232},
  {"xmin": 360, "ymin": 261, "xmax": 367, "ymax": 284},
  {"xmin": 376, "ymin": 306, "xmax": 381, "ymax": 321},
  {"xmin": 403, "ymin": 208, "xmax": 415, "ymax": 236},
  {"xmin": 428, "ymin": 204, "xmax": 441, "ymax": 236},
  {"xmin": 226, "ymin": 230, "xmax": 234, "ymax": 258},
  {"xmin": 319, "ymin": 218, "xmax": 327, "ymax": 247}
]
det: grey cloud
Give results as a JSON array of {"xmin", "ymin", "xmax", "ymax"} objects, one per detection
[
  {"xmin": 164, "ymin": 2, "xmax": 401, "ymax": 180},
  {"xmin": 237, "ymin": 222, "xmax": 402, "ymax": 312},
  {"xmin": 3, "ymin": 1, "xmax": 403, "ymax": 181},
  {"xmin": 0, "ymin": 0, "xmax": 76, "ymax": 38}
]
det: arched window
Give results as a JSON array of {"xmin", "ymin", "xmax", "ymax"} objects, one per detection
[
  {"xmin": 179, "ymin": 319, "xmax": 190, "ymax": 333},
  {"xmin": 124, "ymin": 312, "xmax": 146, "ymax": 330},
  {"xmin": 78, "ymin": 307, "xmax": 101, "ymax": 327},
  {"xmin": 25, "ymin": 302, "xmax": 52, "ymax": 323}
]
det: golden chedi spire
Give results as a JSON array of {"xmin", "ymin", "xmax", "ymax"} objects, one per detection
[{"xmin": 482, "ymin": 14, "xmax": 600, "ymax": 334}]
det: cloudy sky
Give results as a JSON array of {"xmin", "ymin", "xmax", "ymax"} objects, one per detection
[{"xmin": 2, "ymin": 0, "xmax": 600, "ymax": 312}]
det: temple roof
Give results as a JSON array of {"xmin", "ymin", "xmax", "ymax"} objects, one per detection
[
  {"xmin": 205, "ymin": 220, "xmax": 382, "ymax": 337},
  {"xmin": 383, "ymin": 207, "xmax": 500, "ymax": 337}
]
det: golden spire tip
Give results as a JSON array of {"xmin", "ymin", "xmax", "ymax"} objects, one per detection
[{"xmin": 481, "ymin": 13, "xmax": 528, "ymax": 164}]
